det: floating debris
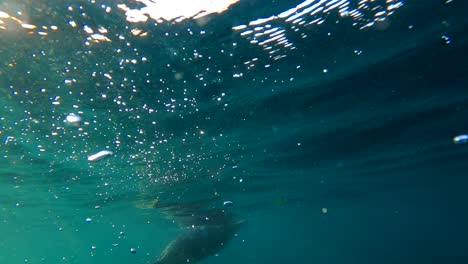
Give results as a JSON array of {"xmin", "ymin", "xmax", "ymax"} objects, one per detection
[
  {"xmin": 65, "ymin": 113, "xmax": 81, "ymax": 126},
  {"xmin": 87, "ymin": 150, "xmax": 113, "ymax": 162},
  {"xmin": 322, "ymin": 208, "xmax": 328, "ymax": 214},
  {"xmin": 453, "ymin": 134, "xmax": 468, "ymax": 144},
  {"xmin": 85, "ymin": 217, "xmax": 93, "ymax": 222},
  {"xmin": 130, "ymin": 248, "xmax": 137, "ymax": 254},
  {"xmin": 223, "ymin": 201, "xmax": 234, "ymax": 207}
]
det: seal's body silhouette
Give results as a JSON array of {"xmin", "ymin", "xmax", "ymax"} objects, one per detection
[{"xmin": 154, "ymin": 220, "xmax": 243, "ymax": 264}]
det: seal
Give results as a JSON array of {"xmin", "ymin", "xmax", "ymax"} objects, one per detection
[{"xmin": 154, "ymin": 216, "xmax": 244, "ymax": 264}]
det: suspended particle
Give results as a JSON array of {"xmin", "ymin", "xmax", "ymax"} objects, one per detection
[
  {"xmin": 453, "ymin": 134, "xmax": 468, "ymax": 144},
  {"xmin": 223, "ymin": 201, "xmax": 234, "ymax": 207}
]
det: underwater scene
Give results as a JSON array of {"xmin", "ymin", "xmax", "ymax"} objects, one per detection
[{"xmin": 1, "ymin": 0, "xmax": 468, "ymax": 263}]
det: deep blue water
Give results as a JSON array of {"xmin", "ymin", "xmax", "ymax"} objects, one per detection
[{"xmin": 1, "ymin": 0, "xmax": 468, "ymax": 263}]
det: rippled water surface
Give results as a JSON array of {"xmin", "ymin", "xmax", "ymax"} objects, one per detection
[{"xmin": 1, "ymin": 0, "xmax": 468, "ymax": 263}]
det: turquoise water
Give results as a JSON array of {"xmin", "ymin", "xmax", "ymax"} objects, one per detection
[{"xmin": 1, "ymin": 0, "xmax": 468, "ymax": 263}]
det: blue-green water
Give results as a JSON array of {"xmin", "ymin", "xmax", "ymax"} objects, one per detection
[{"xmin": 1, "ymin": 0, "xmax": 468, "ymax": 263}]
